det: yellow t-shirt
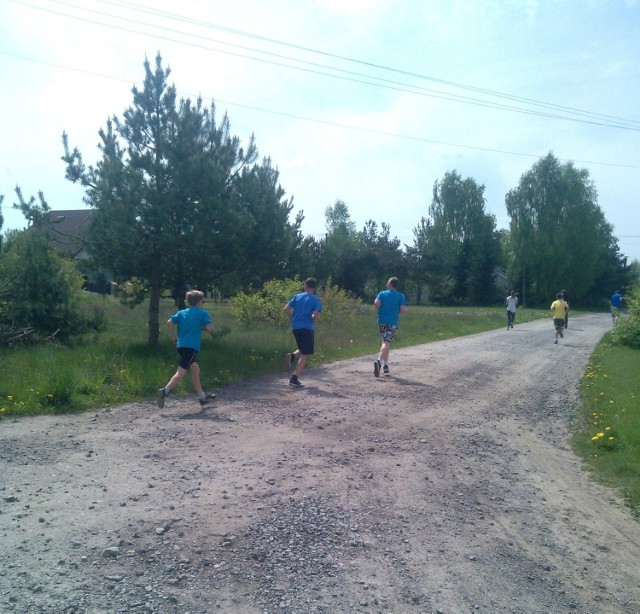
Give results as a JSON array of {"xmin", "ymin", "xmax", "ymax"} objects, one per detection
[{"xmin": 550, "ymin": 300, "xmax": 568, "ymax": 319}]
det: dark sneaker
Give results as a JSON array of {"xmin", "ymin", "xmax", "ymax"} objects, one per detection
[
  {"xmin": 374, "ymin": 360, "xmax": 381, "ymax": 378},
  {"xmin": 289, "ymin": 375, "xmax": 304, "ymax": 389},
  {"xmin": 285, "ymin": 352, "xmax": 294, "ymax": 373},
  {"xmin": 199, "ymin": 393, "xmax": 216, "ymax": 406},
  {"xmin": 559, "ymin": 330, "xmax": 564, "ymax": 338},
  {"xmin": 156, "ymin": 387, "xmax": 166, "ymax": 409},
  {"xmin": 554, "ymin": 339, "xmax": 558, "ymax": 344},
  {"xmin": 383, "ymin": 365, "xmax": 390, "ymax": 375}
]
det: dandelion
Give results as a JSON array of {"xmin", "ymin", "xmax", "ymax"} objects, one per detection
[
  {"xmin": 597, "ymin": 432, "xmax": 605, "ymax": 438},
  {"xmin": 591, "ymin": 436, "xmax": 599, "ymax": 441},
  {"xmin": 608, "ymin": 437, "xmax": 614, "ymax": 441},
  {"xmin": 7, "ymin": 395, "xmax": 13, "ymax": 400},
  {"xmin": 605, "ymin": 426, "xmax": 612, "ymax": 431}
]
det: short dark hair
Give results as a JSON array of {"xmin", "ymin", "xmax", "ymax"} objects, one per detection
[
  {"xmin": 388, "ymin": 277, "xmax": 399, "ymax": 289},
  {"xmin": 304, "ymin": 277, "xmax": 317, "ymax": 290},
  {"xmin": 186, "ymin": 290, "xmax": 205, "ymax": 306}
]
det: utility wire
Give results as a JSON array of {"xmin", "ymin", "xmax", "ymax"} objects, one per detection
[
  {"xmin": 2, "ymin": 49, "xmax": 640, "ymax": 171},
  {"xmin": 100, "ymin": 0, "xmax": 640, "ymax": 129},
  {"xmin": 9, "ymin": 0, "xmax": 640, "ymax": 131}
]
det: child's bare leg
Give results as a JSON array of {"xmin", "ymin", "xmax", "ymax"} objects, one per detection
[
  {"xmin": 188, "ymin": 362, "xmax": 204, "ymax": 396},
  {"xmin": 294, "ymin": 354, "xmax": 308, "ymax": 376},
  {"xmin": 165, "ymin": 367, "xmax": 187, "ymax": 393},
  {"xmin": 378, "ymin": 341, "xmax": 391, "ymax": 363}
]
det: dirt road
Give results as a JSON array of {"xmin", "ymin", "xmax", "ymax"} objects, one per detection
[{"xmin": 1, "ymin": 313, "xmax": 639, "ymax": 613}]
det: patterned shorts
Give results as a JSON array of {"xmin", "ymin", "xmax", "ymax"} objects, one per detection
[{"xmin": 379, "ymin": 324, "xmax": 398, "ymax": 343}]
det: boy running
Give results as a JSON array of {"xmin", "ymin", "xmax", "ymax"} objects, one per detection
[
  {"xmin": 550, "ymin": 292, "xmax": 568, "ymax": 344},
  {"xmin": 284, "ymin": 278, "xmax": 322, "ymax": 389},
  {"xmin": 374, "ymin": 277, "xmax": 407, "ymax": 377},
  {"xmin": 156, "ymin": 290, "xmax": 216, "ymax": 408}
]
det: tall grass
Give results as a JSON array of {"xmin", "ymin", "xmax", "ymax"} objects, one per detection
[
  {"xmin": 1, "ymin": 294, "xmax": 548, "ymax": 417},
  {"xmin": 571, "ymin": 336, "xmax": 640, "ymax": 517}
]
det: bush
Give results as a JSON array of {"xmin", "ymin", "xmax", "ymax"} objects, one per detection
[
  {"xmin": 317, "ymin": 279, "xmax": 364, "ymax": 324},
  {"xmin": 0, "ymin": 230, "xmax": 82, "ymax": 335},
  {"xmin": 231, "ymin": 278, "xmax": 302, "ymax": 327},
  {"xmin": 0, "ymin": 229, "xmax": 107, "ymax": 343},
  {"xmin": 231, "ymin": 278, "xmax": 364, "ymax": 327},
  {"xmin": 610, "ymin": 286, "xmax": 640, "ymax": 349}
]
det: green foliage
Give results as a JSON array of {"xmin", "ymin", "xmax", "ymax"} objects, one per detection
[
  {"xmin": 231, "ymin": 278, "xmax": 364, "ymax": 328},
  {"xmin": 610, "ymin": 286, "xmax": 640, "ymax": 349},
  {"xmin": 39, "ymin": 371, "xmax": 76, "ymax": 411},
  {"xmin": 114, "ymin": 277, "xmax": 150, "ymax": 309},
  {"xmin": 231, "ymin": 278, "xmax": 302, "ymax": 327},
  {"xmin": 62, "ymin": 54, "xmax": 302, "ymax": 345},
  {"xmin": 505, "ymin": 153, "xmax": 625, "ymax": 305},
  {"xmin": 572, "ymin": 339, "xmax": 640, "ymax": 516},
  {"xmin": 317, "ymin": 279, "xmax": 364, "ymax": 324},
  {"xmin": 425, "ymin": 171, "xmax": 500, "ymax": 304},
  {"xmin": 0, "ymin": 229, "xmax": 93, "ymax": 339}
]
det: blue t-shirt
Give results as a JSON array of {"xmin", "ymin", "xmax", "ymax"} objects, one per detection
[
  {"xmin": 610, "ymin": 293, "xmax": 622, "ymax": 309},
  {"xmin": 376, "ymin": 289, "xmax": 407, "ymax": 326},
  {"xmin": 170, "ymin": 306, "xmax": 212, "ymax": 351},
  {"xmin": 288, "ymin": 291, "xmax": 322, "ymax": 330}
]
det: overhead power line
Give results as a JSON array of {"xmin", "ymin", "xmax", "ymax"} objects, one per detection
[
  {"xmin": 100, "ymin": 0, "xmax": 640, "ymax": 130},
  {"xmin": 2, "ymin": 49, "xmax": 640, "ymax": 171},
  {"xmin": 9, "ymin": 0, "xmax": 640, "ymax": 132}
]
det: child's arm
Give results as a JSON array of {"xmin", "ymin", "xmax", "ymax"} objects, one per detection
[{"xmin": 167, "ymin": 319, "xmax": 177, "ymax": 344}]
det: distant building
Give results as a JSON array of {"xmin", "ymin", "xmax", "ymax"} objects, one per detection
[
  {"xmin": 42, "ymin": 209, "xmax": 92, "ymax": 260},
  {"xmin": 493, "ymin": 267, "xmax": 512, "ymax": 300},
  {"xmin": 38, "ymin": 209, "xmax": 111, "ymax": 293}
]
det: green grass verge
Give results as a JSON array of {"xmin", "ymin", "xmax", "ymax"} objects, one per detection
[{"xmin": 570, "ymin": 336, "xmax": 640, "ymax": 517}]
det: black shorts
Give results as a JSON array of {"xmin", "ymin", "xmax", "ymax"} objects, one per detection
[
  {"xmin": 293, "ymin": 328, "xmax": 315, "ymax": 355},
  {"xmin": 553, "ymin": 318, "xmax": 565, "ymax": 330},
  {"xmin": 177, "ymin": 347, "xmax": 199, "ymax": 370}
]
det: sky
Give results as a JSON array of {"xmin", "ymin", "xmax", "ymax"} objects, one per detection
[{"xmin": 1, "ymin": 0, "xmax": 639, "ymax": 263}]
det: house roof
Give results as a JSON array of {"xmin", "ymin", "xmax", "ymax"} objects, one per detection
[{"xmin": 42, "ymin": 209, "xmax": 92, "ymax": 258}]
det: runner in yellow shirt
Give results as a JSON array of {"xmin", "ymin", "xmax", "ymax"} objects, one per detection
[{"xmin": 550, "ymin": 292, "xmax": 569, "ymax": 344}]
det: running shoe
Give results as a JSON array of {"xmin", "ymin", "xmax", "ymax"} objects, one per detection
[
  {"xmin": 156, "ymin": 387, "xmax": 166, "ymax": 409},
  {"xmin": 289, "ymin": 375, "xmax": 304, "ymax": 389},
  {"xmin": 199, "ymin": 393, "xmax": 216, "ymax": 406},
  {"xmin": 374, "ymin": 360, "xmax": 381, "ymax": 378}
]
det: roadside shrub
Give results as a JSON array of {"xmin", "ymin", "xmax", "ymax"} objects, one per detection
[
  {"xmin": 0, "ymin": 229, "xmax": 88, "ymax": 339},
  {"xmin": 231, "ymin": 278, "xmax": 364, "ymax": 327},
  {"xmin": 231, "ymin": 278, "xmax": 302, "ymax": 327},
  {"xmin": 611, "ymin": 286, "xmax": 640, "ymax": 349},
  {"xmin": 317, "ymin": 279, "xmax": 364, "ymax": 324}
]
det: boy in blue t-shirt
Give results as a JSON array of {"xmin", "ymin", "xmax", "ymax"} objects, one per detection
[
  {"xmin": 156, "ymin": 290, "xmax": 216, "ymax": 408},
  {"xmin": 374, "ymin": 277, "xmax": 407, "ymax": 377},
  {"xmin": 284, "ymin": 278, "xmax": 322, "ymax": 388}
]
